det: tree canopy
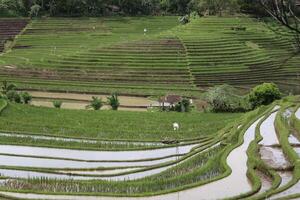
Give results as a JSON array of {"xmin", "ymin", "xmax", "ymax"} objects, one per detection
[{"xmin": 0, "ymin": 0, "xmax": 263, "ymax": 17}]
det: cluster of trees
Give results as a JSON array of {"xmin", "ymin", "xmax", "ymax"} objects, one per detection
[
  {"xmin": 0, "ymin": 81, "xmax": 32, "ymax": 104},
  {"xmin": 0, "ymin": 0, "xmax": 264, "ymax": 17},
  {"xmin": 205, "ymin": 83, "xmax": 282, "ymax": 113}
]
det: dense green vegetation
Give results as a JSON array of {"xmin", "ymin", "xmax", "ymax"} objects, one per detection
[
  {"xmin": 0, "ymin": 99, "xmax": 241, "ymax": 140},
  {"xmin": 249, "ymin": 82, "xmax": 282, "ymax": 109},
  {"xmin": 0, "ymin": 0, "xmax": 255, "ymax": 17}
]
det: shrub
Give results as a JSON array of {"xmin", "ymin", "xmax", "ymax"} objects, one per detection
[
  {"xmin": 1, "ymin": 80, "xmax": 16, "ymax": 95},
  {"xmin": 175, "ymin": 98, "xmax": 191, "ymax": 112},
  {"xmin": 87, "ymin": 96, "xmax": 103, "ymax": 110},
  {"xmin": 107, "ymin": 93, "xmax": 120, "ymax": 110},
  {"xmin": 29, "ymin": 4, "xmax": 41, "ymax": 18},
  {"xmin": 249, "ymin": 82, "xmax": 281, "ymax": 108},
  {"xmin": 6, "ymin": 90, "xmax": 21, "ymax": 103},
  {"xmin": 53, "ymin": 100, "xmax": 62, "ymax": 109},
  {"xmin": 21, "ymin": 92, "xmax": 32, "ymax": 104},
  {"xmin": 13, "ymin": 92, "xmax": 22, "ymax": 103},
  {"xmin": 179, "ymin": 15, "xmax": 189, "ymax": 24},
  {"xmin": 205, "ymin": 84, "xmax": 250, "ymax": 113}
]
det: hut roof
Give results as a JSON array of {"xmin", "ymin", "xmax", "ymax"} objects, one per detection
[{"xmin": 159, "ymin": 95, "xmax": 182, "ymax": 104}]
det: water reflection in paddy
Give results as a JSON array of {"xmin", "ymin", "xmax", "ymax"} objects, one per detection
[
  {"xmin": 0, "ymin": 118, "xmax": 261, "ymax": 199},
  {"xmin": 0, "ymin": 144, "xmax": 197, "ymax": 161}
]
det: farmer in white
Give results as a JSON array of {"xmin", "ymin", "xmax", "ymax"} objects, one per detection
[{"xmin": 173, "ymin": 122, "xmax": 179, "ymax": 131}]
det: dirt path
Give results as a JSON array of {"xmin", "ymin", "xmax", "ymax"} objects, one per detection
[
  {"xmin": 28, "ymin": 91, "xmax": 157, "ymax": 107},
  {"xmin": 31, "ymin": 100, "xmax": 148, "ymax": 112}
]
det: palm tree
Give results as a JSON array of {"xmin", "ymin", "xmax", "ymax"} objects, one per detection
[
  {"xmin": 107, "ymin": 93, "xmax": 120, "ymax": 110},
  {"xmin": 86, "ymin": 96, "xmax": 103, "ymax": 110},
  {"xmin": 1, "ymin": 80, "xmax": 16, "ymax": 95}
]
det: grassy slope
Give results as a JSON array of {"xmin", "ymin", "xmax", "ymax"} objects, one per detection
[{"xmin": 0, "ymin": 102, "xmax": 241, "ymax": 140}]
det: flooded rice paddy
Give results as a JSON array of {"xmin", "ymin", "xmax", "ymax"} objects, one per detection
[
  {"xmin": 0, "ymin": 132, "xmax": 172, "ymax": 147},
  {"xmin": 259, "ymin": 146, "xmax": 291, "ymax": 169},
  {"xmin": 0, "ymin": 117, "xmax": 262, "ymax": 199},
  {"xmin": 259, "ymin": 111, "xmax": 280, "ymax": 146},
  {"xmin": 295, "ymin": 108, "xmax": 300, "ymax": 119},
  {"xmin": 0, "ymin": 154, "xmax": 181, "ymax": 169},
  {"xmin": 0, "ymin": 144, "xmax": 197, "ymax": 161}
]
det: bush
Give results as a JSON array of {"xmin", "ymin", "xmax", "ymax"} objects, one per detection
[
  {"xmin": 175, "ymin": 98, "xmax": 191, "ymax": 112},
  {"xmin": 107, "ymin": 93, "xmax": 120, "ymax": 111},
  {"xmin": 87, "ymin": 96, "xmax": 103, "ymax": 110},
  {"xmin": 249, "ymin": 83, "xmax": 281, "ymax": 109},
  {"xmin": 6, "ymin": 90, "xmax": 21, "ymax": 103},
  {"xmin": 53, "ymin": 100, "xmax": 63, "ymax": 109},
  {"xmin": 205, "ymin": 84, "xmax": 250, "ymax": 113},
  {"xmin": 21, "ymin": 92, "xmax": 32, "ymax": 104},
  {"xmin": 29, "ymin": 4, "xmax": 41, "ymax": 18},
  {"xmin": 179, "ymin": 15, "xmax": 190, "ymax": 24},
  {"xmin": 1, "ymin": 80, "xmax": 16, "ymax": 95}
]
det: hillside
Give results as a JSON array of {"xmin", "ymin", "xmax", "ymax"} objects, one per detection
[{"xmin": 0, "ymin": 16, "xmax": 300, "ymax": 96}]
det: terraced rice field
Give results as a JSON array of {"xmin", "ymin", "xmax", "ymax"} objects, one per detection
[
  {"xmin": 175, "ymin": 18, "xmax": 300, "ymax": 93},
  {"xmin": 0, "ymin": 17, "xmax": 300, "ymax": 95},
  {"xmin": 0, "ymin": 97, "xmax": 300, "ymax": 199},
  {"xmin": 0, "ymin": 19, "xmax": 27, "ymax": 52}
]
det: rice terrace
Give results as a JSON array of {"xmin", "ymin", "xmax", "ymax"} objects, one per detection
[{"xmin": 1, "ymin": 0, "xmax": 300, "ymax": 200}]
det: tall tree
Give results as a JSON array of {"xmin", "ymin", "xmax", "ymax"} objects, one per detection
[{"xmin": 260, "ymin": 0, "xmax": 300, "ymax": 49}]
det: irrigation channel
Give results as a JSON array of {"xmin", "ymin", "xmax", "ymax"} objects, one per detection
[{"xmin": 0, "ymin": 105, "xmax": 299, "ymax": 199}]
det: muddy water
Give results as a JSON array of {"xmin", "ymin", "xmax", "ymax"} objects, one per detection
[
  {"xmin": 0, "ymin": 144, "xmax": 197, "ymax": 161},
  {"xmin": 259, "ymin": 147, "xmax": 291, "ymax": 169},
  {"xmin": 255, "ymin": 170, "xmax": 272, "ymax": 195},
  {"xmin": 278, "ymin": 171, "xmax": 293, "ymax": 188},
  {"xmin": 0, "ymin": 154, "xmax": 180, "ymax": 169},
  {"xmin": 259, "ymin": 111, "xmax": 280, "ymax": 146},
  {"xmin": 288, "ymin": 134, "xmax": 300, "ymax": 145},
  {"xmin": 271, "ymin": 179, "xmax": 300, "ymax": 199},
  {"xmin": 29, "ymin": 91, "xmax": 157, "ymax": 107},
  {"xmin": 0, "ymin": 118, "xmax": 262, "ymax": 200},
  {"xmin": 296, "ymin": 108, "xmax": 300, "ymax": 120}
]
